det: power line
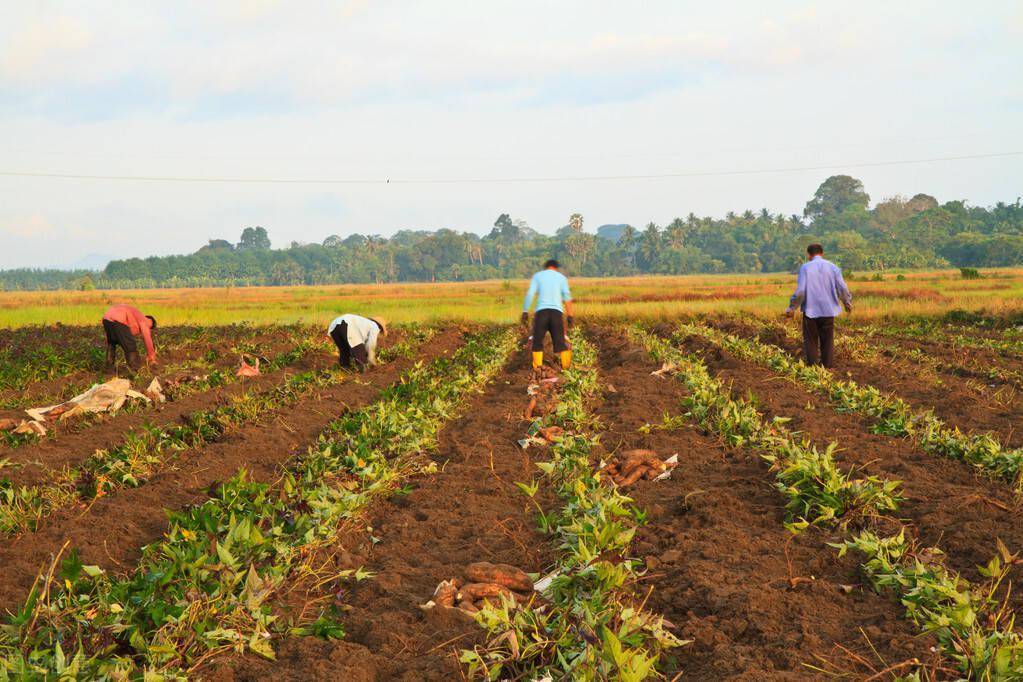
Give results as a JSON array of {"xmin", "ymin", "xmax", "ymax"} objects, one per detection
[{"xmin": 0, "ymin": 150, "xmax": 1019, "ymax": 186}]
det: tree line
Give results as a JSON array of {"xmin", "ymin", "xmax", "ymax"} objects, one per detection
[{"xmin": 3, "ymin": 175, "xmax": 1022, "ymax": 290}]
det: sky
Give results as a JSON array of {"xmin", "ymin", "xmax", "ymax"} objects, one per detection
[{"xmin": 1, "ymin": 1, "xmax": 1021, "ymax": 269}]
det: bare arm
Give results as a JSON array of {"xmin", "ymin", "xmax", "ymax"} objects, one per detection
[{"xmin": 134, "ymin": 309, "xmax": 157, "ymax": 361}]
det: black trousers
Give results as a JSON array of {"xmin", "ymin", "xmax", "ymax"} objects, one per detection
[
  {"xmin": 802, "ymin": 316, "xmax": 835, "ymax": 368},
  {"xmin": 531, "ymin": 309, "xmax": 568, "ymax": 352},
  {"xmin": 103, "ymin": 319, "xmax": 140, "ymax": 370},
  {"xmin": 330, "ymin": 322, "xmax": 369, "ymax": 368}
]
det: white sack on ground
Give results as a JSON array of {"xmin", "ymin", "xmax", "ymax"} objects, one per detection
[{"xmin": 25, "ymin": 378, "xmax": 151, "ymax": 423}]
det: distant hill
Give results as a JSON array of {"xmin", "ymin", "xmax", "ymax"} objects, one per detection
[
  {"xmin": 66, "ymin": 253, "xmax": 114, "ymax": 271},
  {"xmin": 596, "ymin": 224, "xmax": 631, "ymax": 242}
]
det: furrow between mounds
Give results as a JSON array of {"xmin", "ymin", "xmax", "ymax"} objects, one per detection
[
  {"xmin": 0, "ymin": 325, "xmax": 285, "ymax": 410},
  {"xmin": 204, "ymin": 342, "xmax": 554, "ymax": 682},
  {"xmin": 0, "ymin": 329, "xmax": 459, "ymax": 616},
  {"xmin": 677, "ymin": 330, "xmax": 1023, "ymax": 602},
  {"xmin": 0, "ymin": 334, "xmax": 332, "ymax": 485},
  {"xmin": 845, "ymin": 328, "xmax": 1023, "ymax": 394},
  {"xmin": 711, "ymin": 316, "xmax": 1023, "ymax": 448},
  {"xmin": 589, "ymin": 327, "xmax": 933, "ymax": 680}
]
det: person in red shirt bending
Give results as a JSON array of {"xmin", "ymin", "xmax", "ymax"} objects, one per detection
[{"xmin": 102, "ymin": 304, "xmax": 157, "ymax": 373}]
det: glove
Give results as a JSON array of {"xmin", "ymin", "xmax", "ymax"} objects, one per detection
[
  {"xmin": 521, "ymin": 312, "xmax": 529, "ymax": 327},
  {"xmin": 566, "ymin": 315, "xmax": 574, "ymax": 329}
]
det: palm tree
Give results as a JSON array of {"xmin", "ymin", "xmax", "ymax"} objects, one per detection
[
  {"xmin": 665, "ymin": 218, "xmax": 686, "ymax": 249},
  {"xmin": 639, "ymin": 223, "xmax": 661, "ymax": 269},
  {"xmin": 618, "ymin": 224, "xmax": 638, "ymax": 269}
]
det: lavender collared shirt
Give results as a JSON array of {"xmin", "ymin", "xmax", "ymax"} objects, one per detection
[{"xmin": 788, "ymin": 256, "xmax": 852, "ymax": 319}]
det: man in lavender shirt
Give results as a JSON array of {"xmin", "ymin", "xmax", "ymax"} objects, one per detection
[{"xmin": 784, "ymin": 243, "xmax": 853, "ymax": 368}]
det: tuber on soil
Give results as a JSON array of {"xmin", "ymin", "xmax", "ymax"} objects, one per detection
[
  {"xmin": 459, "ymin": 582, "xmax": 513, "ymax": 601},
  {"xmin": 605, "ymin": 449, "xmax": 677, "ymax": 487},
  {"xmin": 538, "ymin": 426, "xmax": 565, "ymax": 442},
  {"xmin": 432, "ymin": 579, "xmax": 457, "ymax": 608},
  {"xmin": 465, "ymin": 562, "xmax": 534, "ymax": 592},
  {"xmin": 422, "ymin": 562, "xmax": 535, "ymax": 622},
  {"xmin": 524, "ymin": 397, "xmax": 538, "ymax": 419},
  {"xmin": 618, "ymin": 467, "xmax": 647, "ymax": 487}
]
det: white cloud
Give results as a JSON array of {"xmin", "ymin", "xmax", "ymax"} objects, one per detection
[
  {"xmin": 1, "ymin": 214, "xmax": 57, "ymax": 238},
  {"xmin": 0, "ymin": 1, "xmax": 1020, "ymax": 269},
  {"xmin": 0, "ymin": 14, "xmax": 93, "ymax": 83}
]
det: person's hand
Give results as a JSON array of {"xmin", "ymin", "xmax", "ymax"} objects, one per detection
[
  {"xmin": 844, "ymin": 302, "xmax": 853, "ymax": 314},
  {"xmin": 784, "ymin": 307, "xmax": 795, "ymax": 318},
  {"xmin": 147, "ymin": 357, "xmax": 158, "ymax": 367},
  {"xmin": 566, "ymin": 315, "xmax": 574, "ymax": 329},
  {"xmin": 520, "ymin": 312, "xmax": 529, "ymax": 327}
]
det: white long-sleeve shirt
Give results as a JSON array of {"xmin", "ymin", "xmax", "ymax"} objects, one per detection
[{"xmin": 328, "ymin": 314, "xmax": 382, "ymax": 363}]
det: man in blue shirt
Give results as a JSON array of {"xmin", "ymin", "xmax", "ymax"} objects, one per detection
[
  {"xmin": 522, "ymin": 259, "xmax": 574, "ymax": 369},
  {"xmin": 784, "ymin": 243, "xmax": 853, "ymax": 368}
]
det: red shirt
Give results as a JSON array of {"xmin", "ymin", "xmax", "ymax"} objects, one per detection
[{"xmin": 103, "ymin": 305, "xmax": 156, "ymax": 360}]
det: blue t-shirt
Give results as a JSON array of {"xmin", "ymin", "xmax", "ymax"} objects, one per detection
[{"xmin": 523, "ymin": 269, "xmax": 572, "ymax": 313}]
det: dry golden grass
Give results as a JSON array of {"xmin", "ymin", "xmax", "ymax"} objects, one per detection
[{"xmin": 2, "ymin": 268, "xmax": 1023, "ymax": 328}]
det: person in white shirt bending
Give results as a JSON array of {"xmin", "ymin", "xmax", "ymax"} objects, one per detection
[{"xmin": 327, "ymin": 314, "xmax": 387, "ymax": 370}]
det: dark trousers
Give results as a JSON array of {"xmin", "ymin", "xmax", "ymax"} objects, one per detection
[
  {"xmin": 802, "ymin": 316, "xmax": 835, "ymax": 368},
  {"xmin": 330, "ymin": 322, "xmax": 369, "ymax": 369},
  {"xmin": 531, "ymin": 309, "xmax": 568, "ymax": 352},
  {"xmin": 103, "ymin": 319, "xmax": 141, "ymax": 370}
]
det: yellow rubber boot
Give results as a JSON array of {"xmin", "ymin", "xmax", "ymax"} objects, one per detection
[
  {"xmin": 559, "ymin": 350, "xmax": 572, "ymax": 370},
  {"xmin": 532, "ymin": 351, "xmax": 544, "ymax": 368}
]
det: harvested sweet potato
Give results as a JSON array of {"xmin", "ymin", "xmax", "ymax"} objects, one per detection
[
  {"xmin": 458, "ymin": 600, "xmax": 479, "ymax": 614},
  {"xmin": 619, "ymin": 457, "xmax": 648, "ymax": 477},
  {"xmin": 477, "ymin": 594, "xmax": 517, "ymax": 609},
  {"xmin": 622, "ymin": 449, "xmax": 659, "ymax": 464},
  {"xmin": 617, "ymin": 466, "xmax": 648, "ymax": 487},
  {"xmin": 539, "ymin": 426, "xmax": 565, "ymax": 442},
  {"xmin": 459, "ymin": 582, "xmax": 513, "ymax": 602},
  {"xmin": 525, "ymin": 397, "xmax": 538, "ymax": 419},
  {"xmin": 621, "ymin": 450, "xmax": 664, "ymax": 473},
  {"xmin": 432, "ymin": 580, "xmax": 457, "ymax": 608},
  {"xmin": 0, "ymin": 418, "xmax": 18, "ymax": 432},
  {"xmin": 465, "ymin": 562, "xmax": 534, "ymax": 592}
]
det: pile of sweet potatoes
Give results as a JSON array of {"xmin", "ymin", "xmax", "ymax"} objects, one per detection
[
  {"xmin": 421, "ymin": 562, "xmax": 535, "ymax": 617},
  {"xmin": 524, "ymin": 365, "xmax": 561, "ymax": 419},
  {"xmin": 604, "ymin": 449, "xmax": 677, "ymax": 487}
]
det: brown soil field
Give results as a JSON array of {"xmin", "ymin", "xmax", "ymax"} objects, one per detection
[
  {"xmin": 0, "ymin": 329, "xmax": 457, "ymax": 615},
  {"xmin": 2, "ymin": 317, "xmax": 1021, "ymax": 680},
  {"xmin": 677, "ymin": 331, "xmax": 1023, "ymax": 603},
  {"xmin": 0, "ymin": 325, "xmax": 283, "ymax": 407},
  {"xmin": 0, "ymin": 335, "xmax": 321, "ymax": 483},
  {"xmin": 206, "ymin": 338, "xmax": 558, "ymax": 681},
  {"xmin": 589, "ymin": 327, "xmax": 937, "ymax": 679},
  {"xmin": 711, "ymin": 316, "xmax": 1023, "ymax": 447}
]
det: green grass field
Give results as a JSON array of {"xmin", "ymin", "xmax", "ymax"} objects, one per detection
[{"xmin": 2, "ymin": 268, "xmax": 1022, "ymax": 328}]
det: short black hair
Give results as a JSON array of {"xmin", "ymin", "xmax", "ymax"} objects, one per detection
[
  {"xmin": 807, "ymin": 243, "xmax": 824, "ymax": 256},
  {"xmin": 145, "ymin": 315, "xmax": 157, "ymax": 330},
  {"xmin": 543, "ymin": 259, "xmax": 560, "ymax": 269}
]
